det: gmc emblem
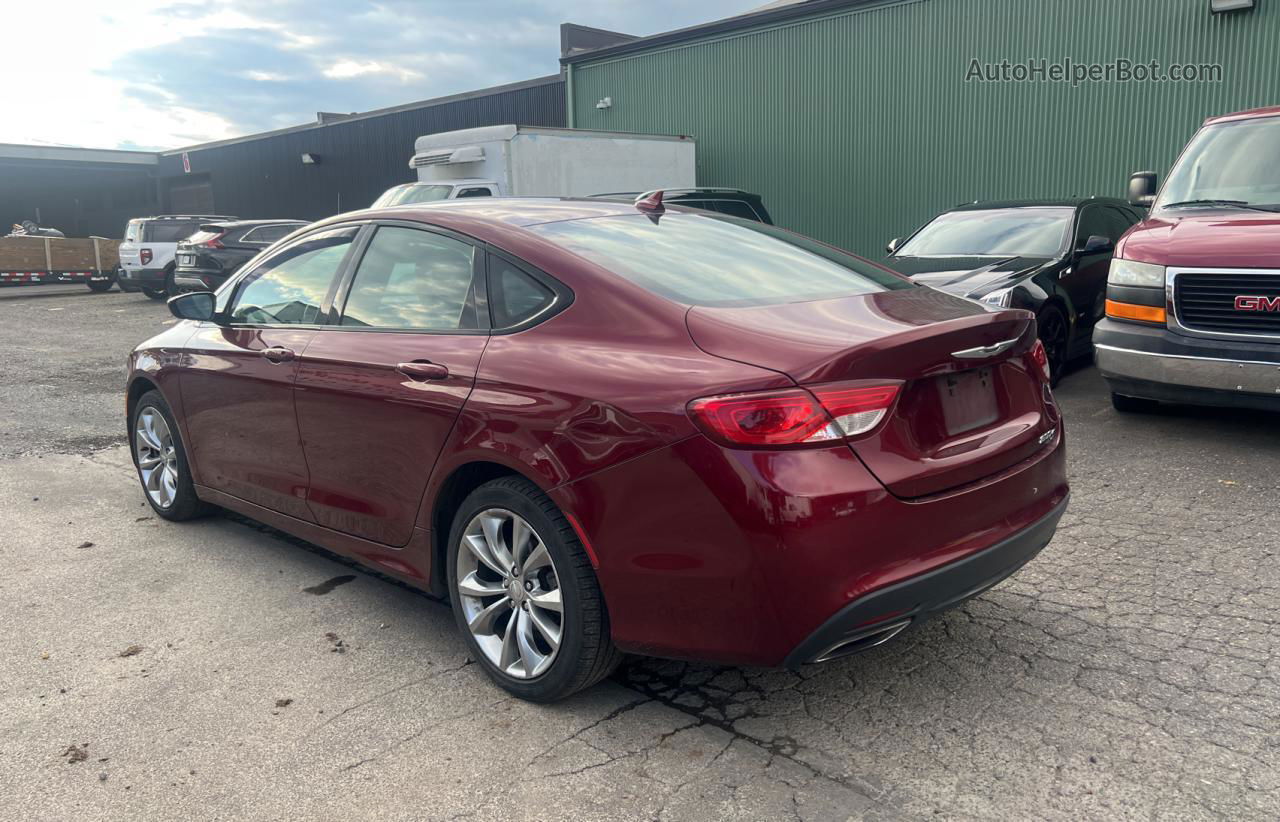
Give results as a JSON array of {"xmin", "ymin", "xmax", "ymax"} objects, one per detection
[{"xmin": 1235, "ymin": 295, "xmax": 1280, "ymax": 312}]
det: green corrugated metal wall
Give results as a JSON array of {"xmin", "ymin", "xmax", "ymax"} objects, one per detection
[{"xmin": 569, "ymin": 0, "xmax": 1280, "ymax": 258}]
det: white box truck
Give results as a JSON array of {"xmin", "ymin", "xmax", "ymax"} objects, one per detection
[{"xmin": 371, "ymin": 125, "xmax": 697, "ymax": 207}]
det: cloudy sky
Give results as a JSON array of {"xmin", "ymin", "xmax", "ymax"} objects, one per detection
[{"xmin": 7, "ymin": 0, "xmax": 763, "ymax": 151}]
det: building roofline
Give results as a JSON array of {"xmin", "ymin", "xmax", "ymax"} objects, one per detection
[
  {"xmin": 561, "ymin": 0, "xmax": 886, "ymax": 65},
  {"xmin": 161, "ymin": 73, "xmax": 564, "ymax": 156},
  {"xmin": 0, "ymin": 143, "xmax": 159, "ymax": 165}
]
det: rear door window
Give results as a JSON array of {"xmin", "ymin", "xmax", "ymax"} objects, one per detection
[
  {"xmin": 228, "ymin": 227, "xmax": 357, "ymax": 324},
  {"xmin": 339, "ymin": 226, "xmax": 481, "ymax": 330},
  {"xmin": 455, "ymin": 187, "xmax": 493, "ymax": 198},
  {"xmin": 242, "ymin": 224, "xmax": 297, "ymax": 244},
  {"xmin": 528, "ymin": 213, "xmax": 910, "ymax": 307}
]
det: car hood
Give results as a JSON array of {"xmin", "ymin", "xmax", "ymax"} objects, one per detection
[
  {"xmin": 884, "ymin": 255, "xmax": 1053, "ymax": 296},
  {"xmin": 1118, "ymin": 210, "xmax": 1280, "ymax": 268}
]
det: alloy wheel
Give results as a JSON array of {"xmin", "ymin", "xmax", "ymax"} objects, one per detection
[
  {"xmin": 456, "ymin": 508, "xmax": 564, "ymax": 679},
  {"xmin": 134, "ymin": 407, "xmax": 179, "ymax": 508}
]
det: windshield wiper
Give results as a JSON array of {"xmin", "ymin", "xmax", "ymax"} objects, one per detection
[{"xmin": 1162, "ymin": 199, "xmax": 1280, "ymax": 212}]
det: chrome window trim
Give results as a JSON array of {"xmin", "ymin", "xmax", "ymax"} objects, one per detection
[{"xmin": 1166, "ymin": 266, "xmax": 1280, "ymax": 343}]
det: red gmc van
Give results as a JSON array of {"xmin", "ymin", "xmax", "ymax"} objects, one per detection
[{"xmin": 1094, "ymin": 106, "xmax": 1280, "ymax": 412}]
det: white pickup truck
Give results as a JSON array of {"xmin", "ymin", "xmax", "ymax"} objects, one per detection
[
  {"xmin": 371, "ymin": 125, "xmax": 697, "ymax": 207},
  {"xmin": 118, "ymin": 214, "xmax": 235, "ymax": 298}
]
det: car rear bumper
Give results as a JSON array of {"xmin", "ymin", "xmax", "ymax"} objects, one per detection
[
  {"xmin": 118, "ymin": 266, "xmax": 168, "ymax": 288},
  {"xmin": 552, "ymin": 427, "xmax": 1069, "ymax": 667},
  {"xmin": 1094, "ymin": 318, "xmax": 1280, "ymax": 411},
  {"xmin": 782, "ymin": 494, "xmax": 1068, "ymax": 667}
]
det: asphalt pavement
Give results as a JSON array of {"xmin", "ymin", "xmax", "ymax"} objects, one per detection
[{"xmin": 1, "ymin": 285, "xmax": 1276, "ymax": 820}]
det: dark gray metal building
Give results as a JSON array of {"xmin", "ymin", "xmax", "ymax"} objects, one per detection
[
  {"xmin": 154, "ymin": 74, "xmax": 566, "ymax": 220},
  {"xmin": 0, "ymin": 144, "xmax": 159, "ymax": 238}
]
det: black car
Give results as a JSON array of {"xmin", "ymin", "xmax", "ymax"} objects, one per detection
[
  {"xmin": 884, "ymin": 198, "xmax": 1144, "ymax": 383},
  {"xmin": 172, "ymin": 220, "xmax": 306, "ymax": 292},
  {"xmin": 591, "ymin": 188, "xmax": 773, "ymax": 224}
]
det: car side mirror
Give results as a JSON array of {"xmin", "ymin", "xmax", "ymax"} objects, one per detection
[
  {"xmin": 1077, "ymin": 234, "xmax": 1114, "ymax": 256},
  {"xmin": 1128, "ymin": 171, "xmax": 1157, "ymax": 207},
  {"xmin": 168, "ymin": 291, "xmax": 217, "ymax": 322},
  {"xmin": 886, "ymin": 237, "xmax": 902, "ymax": 255}
]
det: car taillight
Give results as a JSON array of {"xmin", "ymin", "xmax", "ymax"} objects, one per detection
[
  {"xmin": 1028, "ymin": 339, "xmax": 1051, "ymax": 382},
  {"xmin": 688, "ymin": 381, "xmax": 901, "ymax": 448},
  {"xmin": 200, "ymin": 232, "xmax": 226, "ymax": 249},
  {"xmin": 140, "ymin": 248, "xmax": 153, "ymax": 265}
]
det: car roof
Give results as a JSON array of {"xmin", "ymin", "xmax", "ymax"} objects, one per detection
[
  {"xmin": 207, "ymin": 219, "xmax": 307, "ymax": 228},
  {"xmin": 949, "ymin": 197, "xmax": 1132, "ymax": 212},
  {"xmin": 592, "ymin": 188, "xmax": 762, "ymax": 200},
  {"xmin": 132, "ymin": 214, "xmax": 238, "ymax": 223},
  {"xmin": 338, "ymin": 197, "xmax": 649, "ymax": 228},
  {"xmin": 1204, "ymin": 105, "xmax": 1280, "ymax": 126}
]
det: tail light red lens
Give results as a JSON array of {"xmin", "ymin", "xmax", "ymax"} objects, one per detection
[
  {"xmin": 201, "ymin": 232, "xmax": 226, "ymax": 249},
  {"xmin": 1028, "ymin": 339, "xmax": 1051, "ymax": 382},
  {"xmin": 688, "ymin": 381, "xmax": 901, "ymax": 448},
  {"xmin": 140, "ymin": 248, "xmax": 153, "ymax": 265}
]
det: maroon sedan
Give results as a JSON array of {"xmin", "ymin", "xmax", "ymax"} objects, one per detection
[{"xmin": 127, "ymin": 197, "xmax": 1069, "ymax": 702}]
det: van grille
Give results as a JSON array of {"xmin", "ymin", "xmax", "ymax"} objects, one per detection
[{"xmin": 1175, "ymin": 271, "xmax": 1280, "ymax": 336}]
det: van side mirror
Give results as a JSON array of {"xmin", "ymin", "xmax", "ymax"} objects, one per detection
[
  {"xmin": 168, "ymin": 291, "xmax": 217, "ymax": 322},
  {"xmin": 886, "ymin": 237, "xmax": 902, "ymax": 255},
  {"xmin": 1128, "ymin": 171, "xmax": 1157, "ymax": 207},
  {"xmin": 1077, "ymin": 234, "xmax": 1114, "ymax": 256}
]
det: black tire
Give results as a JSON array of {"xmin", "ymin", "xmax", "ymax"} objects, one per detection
[
  {"xmin": 143, "ymin": 265, "xmax": 176, "ymax": 300},
  {"xmin": 1036, "ymin": 304, "xmax": 1070, "ymax": 387},
  {"xmin": 1111, "ymin": 392, "xmax": 1160, "ymax": 414},
  {"xmin": 129, "ymin": 390, "xmax": 214, "ymax": 521},
  {"xmin": 446, "ymin": 476, "xmax": 621, "ymax": 702},
  {"xmin": 87, "ymin": 278, "xmax": 114, "ymax": 293}
]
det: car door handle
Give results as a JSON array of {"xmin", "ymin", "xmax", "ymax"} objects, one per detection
[
  {"xmin": 397, "ymin": 360, "xmax": 449, "ymax": 381},
  {"xmin": 261, "ymin": 346, "xmax": 296, "ymax": 364}
]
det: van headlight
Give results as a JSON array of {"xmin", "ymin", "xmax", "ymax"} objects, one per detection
[{"xmin": 1108, "ymin": 258, "xmax": 1165, "ymax": 287}]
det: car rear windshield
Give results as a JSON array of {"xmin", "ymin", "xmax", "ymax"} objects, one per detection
[
  {"xmin": 897, "ymin": 208, "xmax": 1073, "ymax": 258},
  {"xmin": 143, "ymin": 221, "xmax": 201, "ymax": 243},
  {"xmin": 527, "ymin": 214, "xmax": 910, "ymax": 307},
  {"xmin": 373, "ymin": 185, "xmax": 455, "ymax": 208}
]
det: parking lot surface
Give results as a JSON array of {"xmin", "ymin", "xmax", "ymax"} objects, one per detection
[{"xmin": 1, "ymin": 285, "xmax": 1277, "ymax": 821}]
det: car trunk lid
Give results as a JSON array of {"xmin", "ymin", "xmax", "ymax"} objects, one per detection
[{"xmin": 686, "ymin": 288, "xmax": 1057, "ymax": 498}]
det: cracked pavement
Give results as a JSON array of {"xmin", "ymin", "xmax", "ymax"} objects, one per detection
[{"xmin": 1, "ymin": 286, "xmax": 1277, "ymax": 820}]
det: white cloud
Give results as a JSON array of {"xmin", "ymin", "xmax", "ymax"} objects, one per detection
[
  {"xmin": 242, "ymin": 70, "xmax": 291, "ymax": 82},
  {"xmin": 0, "ymin": 0, "xmax": 284, "ymax": 148},
  {"xmin": 322, "ymin": 59, "xmax": 423, "ymax": 83}
]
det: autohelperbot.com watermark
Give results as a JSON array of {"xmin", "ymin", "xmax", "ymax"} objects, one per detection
[{"xmin": 965, "ymin": 57, "xmax": 1223, "ymax": 86}]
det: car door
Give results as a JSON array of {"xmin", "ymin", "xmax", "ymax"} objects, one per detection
[
  {"xmin": 1064, "ymin": 204, "xmax": 1113, "ymax": 326},
  {"xmin": 293, "ymin": 222, "xmax": 489, "ymax": 546},
  {"xmin": 179, "ymin": 226, "xmax": 360, "ymax": 520}
]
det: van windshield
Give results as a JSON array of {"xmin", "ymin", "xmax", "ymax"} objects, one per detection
[
  {"xmin": 373, "ymin": 185, "xmax": 455, "ymax": 208},
  {"xmin": 1157, "ymin": 117, "xmax": 1280, "ymax": 211},
  {"xmin": 528, "ymin": 213, "xmax": 911, "ymax": 307}
]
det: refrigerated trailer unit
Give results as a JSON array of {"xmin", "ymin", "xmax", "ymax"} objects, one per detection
[{"xmin": 373, "ymin": 125, "xmax": 697, "ymax": 205}]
